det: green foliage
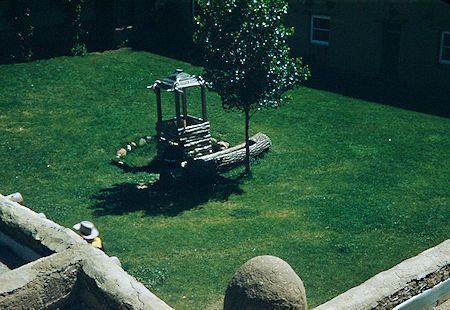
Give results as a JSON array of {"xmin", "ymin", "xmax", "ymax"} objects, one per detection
[
  {"xmin": 193, "ymin": 0, "xmax": 310, "ymax": 173},
  {"xmin": 10, "ymin": 0, "xmax": 34, "ymax": 62},
  {"xmin": 193, "ymin": 0, "xmax": 310, "ymax": 112},
  {"xmin": 66, "ymin": 0, "xmax": 87, "ymax": 56}
]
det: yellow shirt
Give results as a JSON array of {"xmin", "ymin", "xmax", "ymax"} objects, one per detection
[{"xmin": 89, "ymin": 237, "xmax": 103, "ymax": 250}]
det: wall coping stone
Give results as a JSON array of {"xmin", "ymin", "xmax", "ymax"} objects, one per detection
[
  {"xmin": 314, "ymin": 239, "xmax": 450, "ymax": 310},
  {"xmin": 0, "ymin": 194, "xmax": 85, "ymax": 254},
  {"xmin": 0, "ymin": 194, "xmax": 174, "ymax": 310}
]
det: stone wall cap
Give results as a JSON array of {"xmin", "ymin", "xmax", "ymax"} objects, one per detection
[
  {"xmin": 0, "ymin": 195, "xmax": 86, "ymax": 253},
  {"xmin": 314, "ymin": 239, "xmax": 450, "ymax": 310}
]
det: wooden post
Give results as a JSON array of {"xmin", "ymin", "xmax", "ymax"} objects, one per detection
[
  {"xmin": 174, "ymin": 91, "xmax": 182, "ymax": 128},
  {"xmin": 182, "ymin": 89, "xmax": 187, "ymax": 127},
  {"xmin": 155, "ymin": 87, "xmax": 162, "ymax": 122},
  {"xmin": 201, "ymin": 85, "xmax": 207, "ymax": 122}
]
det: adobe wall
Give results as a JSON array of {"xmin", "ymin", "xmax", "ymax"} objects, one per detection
[
  {"xmin": 287, "ymin": 0, "xmax": 450, "ymax": 96},
  {"xmin": 0, "ymin": 194, "xmax": 174, "ymax": 310},
  {"xmin": 1, "ymin": 193, "xmax": 449, "ymax": 309},
  {"xmin": 313, "ymin": 240, "xmax": 450, "ymax": 310}
]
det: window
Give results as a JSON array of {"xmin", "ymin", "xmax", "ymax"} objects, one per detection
[
  {"xmin": 311, "ymin": 15, "xmax": 330, "ymax": 46},
  {"xmin": 440, "ymin": 31, "xmax": 450, "ymax": 64}
]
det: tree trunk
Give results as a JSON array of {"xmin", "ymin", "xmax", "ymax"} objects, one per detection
[{"xmin": 245, "ymin": 108, "xmax": 250, "ymax": 174}]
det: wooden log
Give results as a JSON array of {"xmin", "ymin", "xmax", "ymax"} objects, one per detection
[
  {"xmin": 179, "ymin": 129, "xmax": 210, "ymax": 140},
  {"xmin": 183, "ymin": 140, "xmax": 211, "ymax": 149},
  {"xmin": 155, "ymin": 87, "xmax": 162, "ymax": 122},
  {"xmin": 183, "ymin": 141, "xmax": 212, "ymax": 152},
  {"xmin": 174, "ymin": 91, "xmax": 182, "ymax": 128},
  {"xmin": 182, "ymin": 89, "xmax": 188, "ymax": 127},
  {"xmin": 201, "ymin": 85, "xmax": 207, "ymax": 121},
  {"xmin": 180, "ymin": 126, "xmax": 210, "ymax": 134},
  {"xmin": 183, "ymin": 145, "xmax": 212, "ymax": 157},
  {"xmin": 186, "ymin": 114, "xmax": 204, "ymax": 123},
  {"xmin": 180, "ymin": 122, "xmax": 210, "ymax": 134},
  {"xmin": 180, "ymin": 127, "xmax": 210, "ymax": 137},
  {"xmin": 187, "ymin": 145, "xmax": 213, "ymax": 157},
  {"xmin": 180, "ymin": 134, "xmax": 211, "ymax": 145},
  {"xmin": 189, "ymin": 133, "xmax": 271, "ymax": 172},
  {"xmin": 180, "ymin": 131, "xmax": 211, "ymax": 140},
  {"xmin": 180, "ymin": 132, "xmax": 211, "ymax": 140}
]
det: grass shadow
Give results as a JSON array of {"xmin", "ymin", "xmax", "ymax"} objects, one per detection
[
  {"xmin": 305, "ymin": 65, "xmax": 449, "ymax": 118},
  {"xmin": 91, "ymin": 160, "xmax": 245, "ymax": 217}
]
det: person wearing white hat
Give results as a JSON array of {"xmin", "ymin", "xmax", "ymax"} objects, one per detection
[{"xmin": 73, "ymin": 220, "xmax": 104, "ymax": 251}]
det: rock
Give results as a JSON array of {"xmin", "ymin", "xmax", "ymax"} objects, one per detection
[
  {"xmin": 146, "ymin": 136, "xmax": 152, "ymax": 142},
  {"xmin": 131, "ymin": 141, "xmax": 137, "ymax": 147},
  {"xmin": 138, "ymin": 138, "xmax": 147, "ymax": 146},
  {"xmin": 217, "ymin": 140, "xmax": 230, "ymax": 150},
  {"xmin": 126, "ymin": 144, "xmax": 132, "ymax": 151},
  {"xmin": 117, "ymin": 148, "xmax": 127, "ymax": 157},
  {"xmin": 110, "ymin": 256, "xmax": 122, "ymax": 267},
  {"xmin": 223, "ymin": 255, "xmax": 307, "ymax": 310},
  {"xmin": 211, "ymin": 137, "xmax": 218, "ymax": 144},
  {"xmin": 5, "ymin": 192, "xmax": 23, "ymax": 203}
]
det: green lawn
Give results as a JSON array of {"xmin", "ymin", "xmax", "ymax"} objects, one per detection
[{"xmin": 0, "ymin": 48, "xmax": 448, "ymax": 309}]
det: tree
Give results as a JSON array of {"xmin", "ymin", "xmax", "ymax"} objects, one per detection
[{"xmin": 193, "ymin": 0, "xmax": 310, "ymax": 174}]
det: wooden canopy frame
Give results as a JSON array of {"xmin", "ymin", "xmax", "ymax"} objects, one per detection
[{"xmin": 148, "ymin": 69, "xmax": 207, "ymax": 128}]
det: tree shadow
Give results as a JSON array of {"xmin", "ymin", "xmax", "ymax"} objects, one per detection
[{"xmin": 91, "ymin": 160, "xmax": 245, "ymax": 217}]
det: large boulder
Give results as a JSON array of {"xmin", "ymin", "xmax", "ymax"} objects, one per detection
[{"xmin": 223, "ymin": 255, "xmax": 307, "ymax": 310}]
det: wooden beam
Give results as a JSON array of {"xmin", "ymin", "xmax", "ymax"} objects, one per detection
[
  {"xmin": 174, "ymin": 91, "xmax": 182, "ymax": 128},
  {"xmin": 182, "ymin": 89, "xmax": 187, "ymax": 127},
  {"xmin": 155, "ymin": 87, "xmax": 162, "ymax": 122},
  {"xmin": 201, "ymin": 85, "xmax": 207, "ymax": 122}
]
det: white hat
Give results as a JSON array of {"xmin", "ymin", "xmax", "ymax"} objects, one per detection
[{"xmin": 73, "ymin": 220, "xmax": 99, "ymax": 240}]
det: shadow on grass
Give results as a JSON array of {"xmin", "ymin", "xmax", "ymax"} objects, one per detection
[
  {"xmin": 305, "ymin": 65, "xmax": 449, "ymax": 118},
  {"xmin": 91, "ymin": 160, "xmax": 245, "ymax": 217}
]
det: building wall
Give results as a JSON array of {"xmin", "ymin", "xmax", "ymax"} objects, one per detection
[
  {"xmin": 0, "ymin": 0, "xmax": 448, "ymax": 95},
  {"xmin": 287, "ymin": 0, "xmax": 450, "ymax": 95},
  {"xmin": 398, "ymin": 1, "xmax": 450, "ymax": 93}
]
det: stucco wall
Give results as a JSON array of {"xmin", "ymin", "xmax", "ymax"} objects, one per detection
[
  {"xmin": 287, "ymin": 0, "xmax": 450, "ymax": 94},
  {"xmin": 0, "ymin": 194, "xmax": 174, "ymax": 310}
]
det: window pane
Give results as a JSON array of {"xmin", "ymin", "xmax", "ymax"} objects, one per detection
[
  {"xmin": 443, "ymin": 33, "xmax": 450, "ymax": 47},
  {"xmin": 313, "ymin": 17, "xmax": 330, "ymax": 30},
  {"xmin": 313, "ymin": 29, "xmax": 329, "ymax": 43},
  {"xmin": 442, "ymin": 47, "xmax": 450, "ymax": 61}
]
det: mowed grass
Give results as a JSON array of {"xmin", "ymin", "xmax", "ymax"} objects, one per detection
[{"xmin": 0, "ymin": 48, "xmax": 449, "ymax": 309}]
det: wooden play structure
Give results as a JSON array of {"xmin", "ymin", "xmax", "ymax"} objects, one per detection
[
  {"xmin": 148, "ymin": 69, "xmax": 212, "ymax": 162},
  {"xmin": 148, "ymin": 69, "xmax": 272, "ymax": 176}
]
